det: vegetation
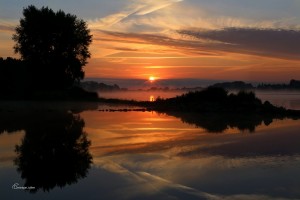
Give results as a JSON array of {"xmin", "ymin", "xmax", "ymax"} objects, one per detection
[
  {"xmin": 80, "ymin": 81, "xmax": 127, "ymax": 92},
  {"xmin": 0, "ymin": 6, "xmax": 96, "ymax": 100},
  {"xmin": 211, "ymin": 80, "xmax": 300, "ymax": 90},
  {"xmin": 257, "ymin": 79, "xmax": 300, "ymax": 90},
  {"xmin": 13, "ymin": 5, "xmax": 92, "ymax": 90},
  {"xmin": 0, "ymin": 57, "xmax": 28, "ymax": 98},
  {"xmin": 211, "ymin": 81, "xmax": 254, "ymax": 90},
  {"xmin": 142, "ymin": 87, "xmax": 265, "ymax": 112}
]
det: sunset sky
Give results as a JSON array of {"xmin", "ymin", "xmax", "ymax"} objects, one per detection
[{"xmin": 1, "ymin": 0, "xmax": 300, "ymax": 83}]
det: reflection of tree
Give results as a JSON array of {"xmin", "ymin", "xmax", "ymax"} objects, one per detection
[
  {"xmin": 13, "ymin": 111, "xmax": 92, "ymax": 193},
  {"xmin": 0, "ymin": 102, "xmax": 98, "ymax": 135},
  {"xmin": 164, "ymin": 112, "xmax": 282, "ymax": 133},
  {"xmin": 145, "ymin": 88, "xmax": 300, "ymax": 130}
]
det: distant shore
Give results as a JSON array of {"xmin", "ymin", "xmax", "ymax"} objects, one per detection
[
  {"xmin": 80, "ymin": 79, "xmax": 300, "ymax": 92},
  {"xmin": 97, "ymin": 87, "xmax": 300, "ymax": 118}
]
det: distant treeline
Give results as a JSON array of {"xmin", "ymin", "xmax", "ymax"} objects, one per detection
[
  {"xmin": 80, "ymin": 80, "xmax": 300, "ymax": 92},
  {"xmin": 211, "ymin": 80, "xmax": 300, "ymax": 90},
  {"xmin": 80, "ymin": 81, "xmax": 128, "ymax": 92},
  {"xmin": 80, "ymin": 81, "xmax": 203, "ymax": 92},
  {"xmin": 146, "ymin": 86, "xmax": 203, "ymax": 92},
  {"xmin": 257, "ymin": 79, "xmax": 300, "ymax": 90}
]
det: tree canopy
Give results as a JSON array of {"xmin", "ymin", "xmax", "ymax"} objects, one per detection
[{"xmin": 13, "ymin": 5, "xmax": 92, "ymax": 89}]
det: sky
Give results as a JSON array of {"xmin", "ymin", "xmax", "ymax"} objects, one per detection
[{"xmin": 1, "ymin": 0, "xmax": 300, "ymax": 83}]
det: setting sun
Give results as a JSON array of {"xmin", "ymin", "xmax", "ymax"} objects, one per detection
[{"xmin": 149, "ymin": 76, "xmax": 156, "ymax": 81}]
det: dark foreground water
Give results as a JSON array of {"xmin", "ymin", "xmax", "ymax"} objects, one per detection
[{"xmin": 0, "ymin": 94, "xmax": 300, "ymax": 199}]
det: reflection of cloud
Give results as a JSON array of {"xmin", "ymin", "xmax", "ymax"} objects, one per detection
[
  {"xmin": 178, "ymin": 125, "xmax": 300, "ymax": 158},
  {"xmin": 93, "ymin": 158, "xmax": 215, "ymax": 199},
  {"xmin": 89, "ymin": 111, "xmax": 300, "ymax": 158},
  {"xmin": 92, "ymin": 157, "xmax": 295, "ymax": 200},
  {"xmin": 94, "ymin": 158, "xmax": 203, "ymax": 199},
  {"xmin": 85, "ymin": 110, "xmax": 300, "ymax": 199}
]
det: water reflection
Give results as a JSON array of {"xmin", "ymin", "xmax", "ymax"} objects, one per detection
[
  {"xmin": 1, "ymin": 102, "xmax": 300, "ymax": 199},
  {"xmin": 0, "ymin": 101, "xmax": 98, "ymax": 135},
  {"xmin": 84, "ymin": 111, "xmax": 300, "ymax": 199},
  {"xmin": 0, "ymin": 104, "xmax": 93, "ymax": 193},
  {"xmin": 84, "ymin": 111, "xmax": 300, "ymax": 159},
  {"xmin": 163, "ymin": 111, "xmax": 285, "ymax": 133}
]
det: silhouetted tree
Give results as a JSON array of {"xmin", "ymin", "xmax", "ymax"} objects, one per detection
[
  {"xmin": 290, "ymin": 79, "xmax": 300, "ymax": 89},
  {"xmin": 13, "ymin": 5, "xmax": 92, "ymax": 90},
  {"xmin": 0, "ymin": 57, "xmax": 28, "ymax": 98}
]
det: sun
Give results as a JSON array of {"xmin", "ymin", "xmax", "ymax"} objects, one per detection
[{"xmin": 149, "ymin": 76, "xmax": 156, "ymax": 82}]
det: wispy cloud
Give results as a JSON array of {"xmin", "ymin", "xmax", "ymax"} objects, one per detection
[
  {"xmin": 178, "ymin": 28, "xmax": 300, "ymax": 60},
  {"xmin": 94, "ymin": 30, "xmax": 224, "ymax": 57},
  {"xmin": 133, "ymin": 0, "xmax": 183, "ymax": 16},
  {"xmin": 94, "ymin": 28, "xmax": 300, "ymax": 61},
  {"xmin": 88, "ymin": 0, "xmax": 300, "ymax": 34},
  {"xmin": 88, "ymin": 0, "xmax": 183, "ymax": 30},
  {"xmin": 0, "ymin": 24, "xmax": 14, "ymax": 32},
  {"xmin": 0, "ymin": 19, "xmax": 17, "ymax": 33},
  {"xmin": 2, "ymin": 0, "xmax": 300, "ymax": 80},
  {"xmin": 88, "ymin": 0, "xmax": 300, "ymax": 63}
]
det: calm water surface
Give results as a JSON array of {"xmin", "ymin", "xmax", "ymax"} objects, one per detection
[{"xmin": 0, "ymin": 94, "xmax": 300, "ymax": 200}]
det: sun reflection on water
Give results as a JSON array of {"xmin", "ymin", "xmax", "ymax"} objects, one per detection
[{"xmin": 150, "ymin": 95, "xmax": 155, "ymax": 102}]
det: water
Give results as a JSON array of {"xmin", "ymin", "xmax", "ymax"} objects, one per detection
[
  {"xmin": 99, "ymin": 90, "xmax": 184, "ymax": 102},
  {"xmin": 0, "ymin": 92, "xmax": 300, "ymax": 200},
  {"xmin": 99, "ymin": 90, "xmax": 300, "ymax": 110}
]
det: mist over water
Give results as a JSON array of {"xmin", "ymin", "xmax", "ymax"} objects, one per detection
[{"xmin": 256, "ymin": 91, "xmax": 300, "ymax": 110}]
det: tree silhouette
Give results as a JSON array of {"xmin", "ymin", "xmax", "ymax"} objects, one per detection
[
  {"xmin": 0, "ymin": 57, "xmax": 28, "ymax": 98},
  {"xmin": 13, "ymin": 5, "xmax": 92, "ymax": 90}
]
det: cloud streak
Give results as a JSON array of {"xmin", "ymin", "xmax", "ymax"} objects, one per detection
[
  {"xmin": 88, "ymin": 0, "xmax": 183, "ymax": 29},
  {"xmin": 94, "ymin": 27, "xmax": 300, "ymax": 60},
  {"xmin": 178, "ymin": 28, "xmax": 300, "ymax": 60},
  {"xmin": 94, "ymin": 30, "xmax": 225, "ymax": 57},
  {"xmin": 2, "ymin": 0, "xmax": 300, "ymax": 80},
  {"xmin": 0, "ymin": 24, "xmax": 14, "ymax": 32}
]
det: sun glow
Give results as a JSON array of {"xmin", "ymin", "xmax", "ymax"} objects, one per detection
[{"xmin": 149, "ymin": 76, "xmax": 156, "ymax": 82}]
